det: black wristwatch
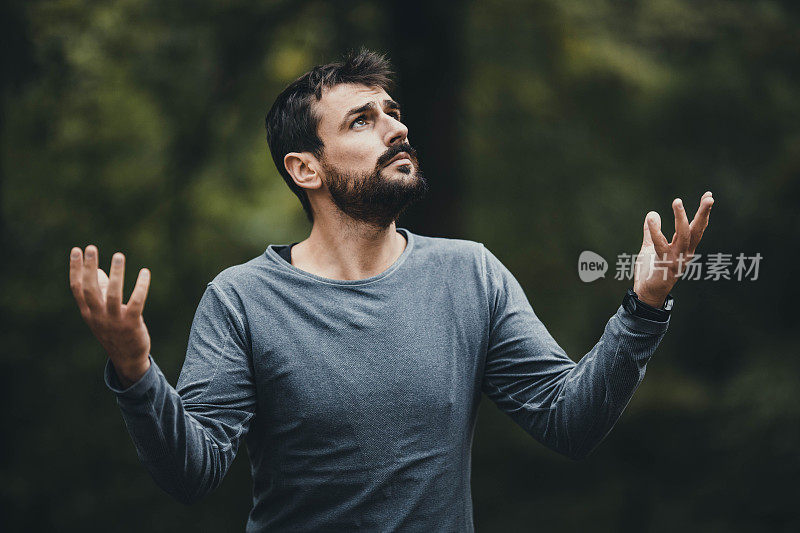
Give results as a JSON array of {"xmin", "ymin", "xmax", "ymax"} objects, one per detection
[{"xmin": 623, "ymin": 288, "xmax": 674, "ymax": 322}]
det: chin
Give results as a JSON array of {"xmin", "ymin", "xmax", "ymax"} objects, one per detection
[
  {"xmin": 385, "ymin": 163, "xmax": 414, "ymax": 177},
  {"xmin": 396, "ymin": 163, "xmax": 414, "ymax": 175}
]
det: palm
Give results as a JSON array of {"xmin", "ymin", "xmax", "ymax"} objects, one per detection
[
  {"xmin": 69, "ymin": 246, "xmax": 153, "ymax": 383},
  {"xmin": 632, "ymin": 192, "xmax": 714, "ymax": 307},
  {"xmin": 95, "ymin": 265, "xmax": 150, "ymax": 350}
]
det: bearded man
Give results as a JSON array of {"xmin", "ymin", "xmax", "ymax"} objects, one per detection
[{"xmin": 68, "ymin": 49, "xmax": 714, "ymax": 531}]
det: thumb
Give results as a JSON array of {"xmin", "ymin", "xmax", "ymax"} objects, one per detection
[
  {"xmin": 97, "ymin": 268, "xmax": 110, "ymax": 299},
  {"xmin": 642, "ymin": 211, "xmax": 657, "ymax": 247}
]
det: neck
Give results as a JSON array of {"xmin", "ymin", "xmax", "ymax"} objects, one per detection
[{"xmin": 291, "ymin": 216, "xmax": 407, "ymax": 281}]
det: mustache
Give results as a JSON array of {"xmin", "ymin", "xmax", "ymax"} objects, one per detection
[{"xmin": 377, "ymin": 142, "xmax": 418, "ymax": 168}]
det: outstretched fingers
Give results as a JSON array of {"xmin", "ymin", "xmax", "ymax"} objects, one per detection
[
  {"xmin": 82, "ymin": 245, "xmax": 104, "ymax": 312},
  {"xmin": 672, "ymin": 198, "xmax": 691, "ymax": 252},
  {"xmin": 126, "ymin": 268, "xmax": 151, "ymax": 317},
  {"xmin": 106, "ymin": 252, "xmax": 125, "ymax": 317},
  {"xmin": 689, "ymin": 191, "xmax": 714, "ymax": 253},
  {"xmin": 646, "ymin": 211, "xmax": 670, "ymax": 256},
  {"xmin": 69, "ymin": 247, "xmax": 89, "ymax": 315}
]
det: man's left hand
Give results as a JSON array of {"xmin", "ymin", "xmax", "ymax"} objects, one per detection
[{"xmin": 633, "ymin": 191, "xmax": 715, "ymax": 307}]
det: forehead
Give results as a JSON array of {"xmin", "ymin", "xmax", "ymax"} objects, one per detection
[{"xmin": 315, "ymin": 83, "xmax": 392, "ymax": 131}]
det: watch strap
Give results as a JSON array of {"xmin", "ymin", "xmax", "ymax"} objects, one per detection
[{"xmin": 624, "ymin": 288, "xmax": 673, "ymax": 322}]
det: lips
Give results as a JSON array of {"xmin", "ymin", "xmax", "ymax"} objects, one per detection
[{"xmin": 386, "ymin": 152, "xmax": 412, "ymax": 166}]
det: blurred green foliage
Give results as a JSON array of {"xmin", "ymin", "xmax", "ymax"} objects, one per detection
[{"xmin": 2, "ymin": 0, "xmax": 798, "ymax": 531}]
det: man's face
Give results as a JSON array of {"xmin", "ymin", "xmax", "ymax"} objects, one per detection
[{"xmin": 313, "ymin": 83, "xmax": 427, "ymax": 228}]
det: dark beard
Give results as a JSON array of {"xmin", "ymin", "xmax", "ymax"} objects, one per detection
[{"xmin": 321, "ymin": 143, "xmax": 428, "ymax": 229}]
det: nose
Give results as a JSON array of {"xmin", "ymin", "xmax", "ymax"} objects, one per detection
[{"xmin": 384, "ymin": 115, "xmax": 409, "ymax": 147}]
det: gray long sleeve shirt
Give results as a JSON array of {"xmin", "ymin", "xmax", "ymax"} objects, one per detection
[{"xmin": 104, "ymin": 228, "xmax": 670, "ymax": 531}]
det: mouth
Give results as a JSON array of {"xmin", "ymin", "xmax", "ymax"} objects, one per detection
[{"xmin": 386, "ymin": 152, "xmax": 412, "ymax": 167}]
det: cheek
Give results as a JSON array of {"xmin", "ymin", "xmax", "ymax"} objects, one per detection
[{"xmin": 335, "ymin": 141, "xmax": 381, "ymax": 168}]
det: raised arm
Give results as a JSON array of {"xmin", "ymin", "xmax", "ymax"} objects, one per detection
[
  {"xmin": 480, "ymin": 193, "xmax": 713, "ymax": 460},
  {"xmin": 69, "ymin": 246, "xmax": 256, "ymax": 504}
]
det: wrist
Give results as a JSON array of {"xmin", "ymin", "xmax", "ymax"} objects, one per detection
[
  {"xmin": 113, "ymin": 357, "xmax": 151, "ymax": 389},
  {"xmin": 638, "ymin": 293, "xmax": 666, "ymax": 308},
  {"xmin": 623, "ymin": 288, "xmax": 674, "ymax": 322},
  {"xmin": 634, "ymin": 285, "xmax": 671, "ymax": 308}
]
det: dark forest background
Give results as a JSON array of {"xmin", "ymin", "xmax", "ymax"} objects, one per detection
[{"xmin": 2, "ymin": 0, "xmax": 799, "ymax": 531}]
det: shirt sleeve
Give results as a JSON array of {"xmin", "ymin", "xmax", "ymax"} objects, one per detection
[
  {"xmin": 480, "ymin": 245, "xmax": 669, "ymax": 460},
  {"xmin": 104, "ymin": 282, "xmax": 257, "ymax": 504}
]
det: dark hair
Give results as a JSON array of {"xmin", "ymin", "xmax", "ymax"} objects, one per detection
[{"xmin": 264, "ymin": 48, "xmax": 396, "ymax": 224}]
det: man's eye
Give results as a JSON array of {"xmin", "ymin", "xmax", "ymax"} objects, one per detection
[{"xmin": 350, "ymin": 112, "xmax": 401, "ymax": 129}]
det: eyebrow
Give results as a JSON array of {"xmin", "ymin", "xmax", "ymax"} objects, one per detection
[{"xmin": 338, "ymin": 99, "xmax": 402, "ymax": 131}]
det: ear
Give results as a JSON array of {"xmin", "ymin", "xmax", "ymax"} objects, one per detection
[{"xmin": 284, "ymin": 152, "xmax": 322, "ymax": 191}]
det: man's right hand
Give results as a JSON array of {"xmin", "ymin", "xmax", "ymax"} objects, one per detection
[{"xmin": 69, "ymin": 245, "xmax": 152, "ymax": 388}]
